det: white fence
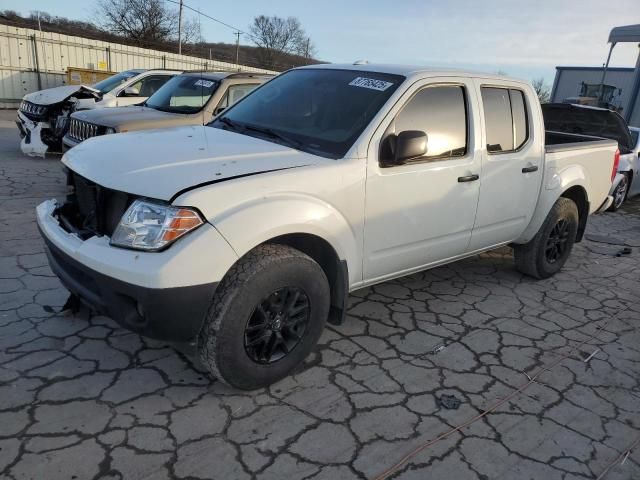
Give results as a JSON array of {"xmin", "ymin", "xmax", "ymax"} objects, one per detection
[{"xmin": 0, "ymin": 24, "xmax": 276, "ymax": 108}]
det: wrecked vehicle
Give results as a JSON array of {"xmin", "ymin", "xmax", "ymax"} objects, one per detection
[
  {"xmin": 62, "ymin": 71, "xmax": 271, "ymax": 150},
  {"xmin": 16, "ymin": 69, "xmax": 179, "ymax": 157},
  {"xmin": 38, "ymin": 64, "xmax": 617, "ymax": 390}
]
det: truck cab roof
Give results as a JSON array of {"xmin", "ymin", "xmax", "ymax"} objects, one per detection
[{"xmin": 297, "ymin": 63, "xmax": 529, "ymax": 84}]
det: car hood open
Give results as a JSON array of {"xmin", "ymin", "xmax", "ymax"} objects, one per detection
[
  {"xmin": 62, "ymin": 126, "xmax": 325, "ymax": 201},
  {"xmin": 24, "ymin": 85, "xmax": 102, "ymax": 106}
]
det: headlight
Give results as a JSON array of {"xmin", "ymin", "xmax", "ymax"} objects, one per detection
[
  {"xmin": 104, "ymin": 127, "xmax": 117, "ymax": 134},
  {"xmin": 110, "ymin": 199, "xmax": 204, "ymax": 251}
]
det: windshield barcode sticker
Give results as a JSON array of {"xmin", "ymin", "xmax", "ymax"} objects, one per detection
[
  {"xmin": 349, "ymin": 77, "xmax": 394, "ymax": 91},
  {"xmin": 194, "ymin": 79, "xmax": 215, "ymax": 88}
]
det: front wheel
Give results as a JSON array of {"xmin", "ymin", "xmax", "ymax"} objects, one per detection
[
  {"xmin": 607, "ymin": 173, "xmax": 629, "ymax": 212},
  {"xmin": 198, "ymin": 244, "xmax": 330, "ymax": 390},
  {"xmin": 514, "ymin": 197, "xmax": 579, "ymax": 279}
]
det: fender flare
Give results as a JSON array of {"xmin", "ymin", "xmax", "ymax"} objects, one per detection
[
  {"xmin": 515, "ymin": 165, "xmax": 590, "ymax": 244},
  {"xmin": 210, "ymin": 193, "xmax": 361, "ymax": 286}
]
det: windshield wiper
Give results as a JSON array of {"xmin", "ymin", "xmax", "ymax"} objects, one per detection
[
  {"xmin": 241, "ymin": 123, "xmax": 303, "ymax": 150},
  {"xmin": 218, "ymin": 116, "xmax": 242, "ymax": 131}
]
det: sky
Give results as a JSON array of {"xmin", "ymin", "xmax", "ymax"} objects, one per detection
[{"xmin": 3, "ymin": 0, "xmax": 640, "ymax": 85}]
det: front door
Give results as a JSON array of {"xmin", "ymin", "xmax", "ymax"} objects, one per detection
[{"xmin": 363, "ymin": 79, "xmax": 482, "ymax": 283}]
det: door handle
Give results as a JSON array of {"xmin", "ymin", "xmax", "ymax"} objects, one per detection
[
  {"xmin": 522, "ymin": 165, "xmax": 539, "ymax": 173},
  {"xmin": 458, "ymin": 174, "xmax": 479, "ymax": 183}
]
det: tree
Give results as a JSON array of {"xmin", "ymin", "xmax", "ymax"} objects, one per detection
[
  {"xmin": 532, "ymin": 77, "xmax": 551, "ymax": 104},
  {"xmin": 96, "ymin": 0, "xmax": 177, "ymax": 43},
  {"xmin": 296, "ymin": 36, "xmax": 317, "ymax": 59},
  {"xmin": 182, "ymin": 17, "xmax": 203, "ymax": 45},
  {"xmin": 248, "ymin": 15, "xmax": 311, "ymax": 68}
]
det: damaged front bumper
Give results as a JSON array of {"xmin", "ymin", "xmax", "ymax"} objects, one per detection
[{"xmin": 16, "ymin": 111, "xmax": 50, "ymax": 158}]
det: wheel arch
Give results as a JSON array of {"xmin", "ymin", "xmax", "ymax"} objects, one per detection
[
  {"xmin": 266, "ymin": 233, "xmax": 349, "ymax": 325},
  {"xmin": 560, "ymin": 185, "xmax": 589, "ymax": 242}
]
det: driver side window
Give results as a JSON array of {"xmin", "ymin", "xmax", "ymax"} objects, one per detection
[{"xmin": 380, "ymin": 85, "xmax": 468, "ymax": 166}]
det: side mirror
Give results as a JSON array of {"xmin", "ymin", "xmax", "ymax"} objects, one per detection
[
  {"xmin": 121, "ymin": 86, "xmax": 140, "ymax": 97},
  {"xmin": 394, "ymin": 130, "xmax": 428, "ymax": 164}
]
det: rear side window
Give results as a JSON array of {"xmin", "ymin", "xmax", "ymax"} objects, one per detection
[
  {"xmin": 481, "ymin": 87, "xmax": 529, "ymax": 153},
  {"xmin": 392, "ymin": 85, "xmax": 467, "ymax": 160},
  {"xmin": 217, "ymin": 84, "xmax": 260, "ymax": 111}
]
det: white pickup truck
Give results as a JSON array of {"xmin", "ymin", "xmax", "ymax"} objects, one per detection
[{"xmin": 37, "ymin": 64, "xmax": 617, "ymax": 389}]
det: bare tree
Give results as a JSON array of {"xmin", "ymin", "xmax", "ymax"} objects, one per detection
[
  {"xmin": 96, "ymin": 0, "xmax": 177, "ymax": 42},
  {"xmin": 248, "ymin": 15, "xmax": 309, "ymax": 68},
  {"xmin": 296, "ymin": 36, "xmax": 317, "ymax": 60},
  {"xmin": 532, "ymin": 77, "xmax": 551, "ymax": 104},
  {"xmin": 182, "ymin": 17, "xmax": 203, "ymax": 45}
]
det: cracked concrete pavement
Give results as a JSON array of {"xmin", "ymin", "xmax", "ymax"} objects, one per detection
[{"xmin": 1, "ymin": 109, "xmax": 639, "ymax": 480}]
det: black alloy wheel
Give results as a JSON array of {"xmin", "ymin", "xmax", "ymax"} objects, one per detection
[
  {"xmin": 244, "ymin": 287, "xmax": 310, "ymax": 364},
  {"xmin": 545, "ymin": 219, "xmax": 570, "ymax": 264}
]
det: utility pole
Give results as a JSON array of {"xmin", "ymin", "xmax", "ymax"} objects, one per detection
[
  {"xmin": 234, "ymin": 32, "xmax": 241, "ymax": 70},
  {"xmin": 177, "ymin": 0, "xmax": 183, "ymax": 55}
]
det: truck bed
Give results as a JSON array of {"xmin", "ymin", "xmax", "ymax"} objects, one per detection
[
  {"xmin": 545, "ymin": 130, "xmax": 617, "ymax": 153},
  {"xmin": 544, "ymin": 130, "xmax": 617, "ymax": 214}
]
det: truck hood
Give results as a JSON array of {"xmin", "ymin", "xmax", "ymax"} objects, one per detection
[
  {"xmin": 23, "ymin": 85, "xmax": 102, "ymax": 106},
  {"xmin": 72, "ymin": 105, "xmax": 197, "ymax": 130},
  {"xmin": 62, "ymin": 126, "xmax": 324, "ymax": 201}
]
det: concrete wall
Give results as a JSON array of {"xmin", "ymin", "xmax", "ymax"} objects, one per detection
[
  {"xmin": 550, "ymin": 67, "xmax": 636, "ymax": 112},
  {"xmin": 0, "ymin": 24, "xmax": 276, "ymax": 108}
]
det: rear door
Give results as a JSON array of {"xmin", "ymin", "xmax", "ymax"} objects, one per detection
[
  {"xmin": 363, "ymin": 77, "xmax": 482, "ymax": 282},
  {"xmin": 466, "ymin": 82, "xmax": 542, "ymax": 251}
]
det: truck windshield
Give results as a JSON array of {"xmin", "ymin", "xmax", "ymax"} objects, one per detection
[
  {"xmin": 145, "ymin": 76, "xmax": 220, "ymax": 114},
  {"xmin": 92, "ymin": 71, "xmax": 140, "ymax": 94},
  {"xmin": 211, "ymin": 69, "xmax": 405, "ymax": 159}
]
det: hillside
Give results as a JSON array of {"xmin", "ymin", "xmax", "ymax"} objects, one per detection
[{"xmin": 0, "ymin": 11, "xmax": 322, "ymax": 72}]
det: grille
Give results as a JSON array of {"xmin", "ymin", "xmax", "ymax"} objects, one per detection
[
  {"xmin": 55, "ymin": 171, "xmax": 133, "ymax": 239},
  {"xmin": 19, "ymin": 100, "xmax": 47, "ymax": 118},
  {"xmin": 68, "ymin": 118, "xmax": 102, "ymax": 142}
]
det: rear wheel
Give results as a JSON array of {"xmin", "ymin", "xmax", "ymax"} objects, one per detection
[
  {"xmin": 607, "ymin": 173, "xmax": 629, "ymax": 212},
  {"xmin": 514, "ymin": 197, "xmax": 579, "ymax": 279},
  {"xmin": 198, "ymin": 244, "xmax": 330, "ymax": 390}
]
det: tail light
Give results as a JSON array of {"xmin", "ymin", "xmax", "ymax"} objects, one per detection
[{"xmin": 611, "ymin": 149, "xmax": 620, "ymax": 183}]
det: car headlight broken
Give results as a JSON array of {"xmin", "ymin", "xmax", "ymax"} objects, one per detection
[{"xmin": 110, "ymin": 199, "xmax": 204, "ymax": 251}]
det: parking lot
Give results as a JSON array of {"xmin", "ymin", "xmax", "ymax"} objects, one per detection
[{"xmin": 1, "ymin": 107, "xmax": 639, "ymax": 479}]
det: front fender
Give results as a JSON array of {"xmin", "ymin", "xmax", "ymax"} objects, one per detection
[
  {"xmin": 515, "ymin": 164, "xmax": 590, "ymax": 244},
  {"xmin": 200, "ymin": 194, "xmax": 361, "ymax": 285}
]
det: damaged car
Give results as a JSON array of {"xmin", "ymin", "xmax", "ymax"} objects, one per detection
[
  {"xmin": 16, "ymin": 69, "xmax": 179, "ymax": 157},
  {"xmin": 63, "ymin": 71, "xmax": 272, "ymax": 150}
]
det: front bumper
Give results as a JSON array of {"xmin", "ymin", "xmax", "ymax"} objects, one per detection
[
  {"xmin": 43, "ymin": 234, "xmax": 216, "ymax": 341},
  {"xmin": 37, "ymin": 199, "xmax": 238, "ymax": 342},
  {"xmin": 17, "ymin": 111, "xmax": 50, "ymax": 157}
]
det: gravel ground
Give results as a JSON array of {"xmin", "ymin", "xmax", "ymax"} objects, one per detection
[{"xmin": 1, "ymin": 109, "xmax": 639, "ymax": 480}]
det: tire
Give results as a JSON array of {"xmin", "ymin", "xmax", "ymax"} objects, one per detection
[
  {"xmin": 513, "ymin": 197, "xmax": 579, "ymax": 279},
  {"xmin": 607, "ymin": 173, "xmax": 629, "ymax": 212},
  {"xmin": 198, "ymin": 244, "xmax": 330, "ymax": 390}
]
